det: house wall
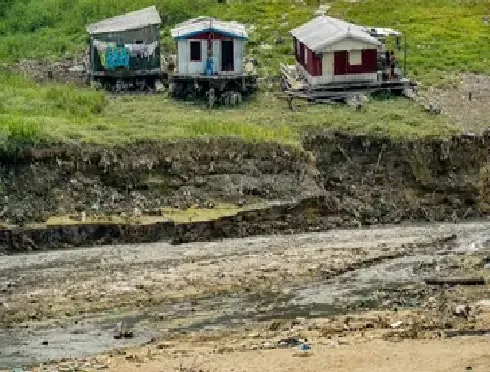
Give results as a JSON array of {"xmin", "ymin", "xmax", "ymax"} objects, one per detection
[
  {"xmin": 293, "ymin": 34, "xmax": 381, "ymax": 85},
  {"xmin": 333, "ymin": 49, "xmax": 377, "ymax": 76},
  {"xmin": 234, "ymin": 39, "xmax": 244, "ymax": 74},
  {"xmin": 322, "ymin": 38, "xmax": 378, "ymax": 53},
  {"xmin": 294, "ymin": 38, "xmax": 322, "ymax": 77},
  {"xmin": 90, "ymin": 25, "xmax": 161, "ymax": 73},
  {"xmin": 176, "ymin": 33, "xmax": 245, "ymax": 75}
]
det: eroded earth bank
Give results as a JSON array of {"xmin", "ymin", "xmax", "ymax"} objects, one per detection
[
  {"xmin": 0, "ymin": 131, "xmax": 488, "ymax": 252},
  {"xmin": 0, "ymin": 131, "xmax": 489, "ymax": 371}
]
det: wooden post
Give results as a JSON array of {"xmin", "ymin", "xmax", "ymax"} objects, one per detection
[{"xmin": 404, "ymin": 34, "xmax": 407, "ymax": 77}]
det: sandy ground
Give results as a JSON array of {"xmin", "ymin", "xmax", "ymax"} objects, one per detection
[
  {"xmin": 85, "ymin": 337, "xmax": 490, "ymax": 372},
  {"xmin": 416, "ymin": 73, "xmax": 490, "ymax": 133},
  {"xmin": 1, "ymin": 221, "xmax": 490, "ymax": 371}
]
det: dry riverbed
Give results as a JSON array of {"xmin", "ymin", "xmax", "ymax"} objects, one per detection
[{"xmin": 1, "ymin": 221, "xmax": 490, "ymax": 370}]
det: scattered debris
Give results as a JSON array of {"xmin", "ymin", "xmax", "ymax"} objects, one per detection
[{"xmin": 277, "ymin": 337, "xmax": 304, "ymax": 348}]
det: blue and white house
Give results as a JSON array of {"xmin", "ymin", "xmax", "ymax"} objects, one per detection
[{"xmin": 170, "ymin": 17, "xmax": 248, "ymax": 76}]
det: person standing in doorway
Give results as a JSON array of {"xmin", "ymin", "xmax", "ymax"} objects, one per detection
[{"xmin": 390, "ymin": 51, "xmax": 397, "ymax": 79}]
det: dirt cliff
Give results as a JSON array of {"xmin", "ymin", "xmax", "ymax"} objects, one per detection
[{"xmin": 0, "ymin": 131, "xmax": 488, "ymax": 252}]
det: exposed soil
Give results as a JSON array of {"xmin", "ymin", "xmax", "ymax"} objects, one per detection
[
  {"xmin": 1, "ymin": 221, "xmax": 489, "ymax": 370},
  {"xmin": 416, "ymin": 73, "xmax": 490, "ymax": 133},
  {"xmin": 0, "ymin": 132, "xmax": 488, "ymax": 233}
]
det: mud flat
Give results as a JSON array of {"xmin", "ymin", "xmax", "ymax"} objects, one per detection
[{"xmin": 1, "ymin": 221, "xmax": 489, "ymax": 369}]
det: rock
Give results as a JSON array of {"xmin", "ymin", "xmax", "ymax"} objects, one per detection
[
  {"xmin": 476, "ymin": 299, "xmax": 490, "ymax": 308},
  {"xmin": 453, "ymin": 304, "xmax": 472, "ymax": 318},
  {"xmin": 114, "ymin": 320, "xmax": 134, "ymax": 339},
  {"xmin": 262, "ymin": 341, "xmax": 276, "ymax": 349},
  {"xmin": 390, "ymin": 321, "xmax": 403, "ymax": 329},
  {"xmin": 157, "ymin": 341, "xmax": 172, "ymax": 349},
  {"xmin": 274, "ymin": 36, "xmax": 284, "ymax": 45},
  {"xmin": 277, "ymin": 337, "xmax": 302, "ymax": 348}
]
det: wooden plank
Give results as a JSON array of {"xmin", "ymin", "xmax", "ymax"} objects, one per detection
[{"xmin": 424, "ymin": 277, "xmax": 485, "ymax": 286}]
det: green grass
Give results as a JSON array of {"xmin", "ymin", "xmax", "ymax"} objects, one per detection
[
  {"xmin": 0, "ymin": 0, "xmax": 487, "ymax": 148},
  {"xmin": 0, "ymin": 70, "xmax": 460, "ymax": 148},
  {"xmin": 0, "ymin": 0, "xmax": 488, "ymax": 80},
  {"xmin": 0, "ymin": 70, "xmax": 106, "ymax": 150}
]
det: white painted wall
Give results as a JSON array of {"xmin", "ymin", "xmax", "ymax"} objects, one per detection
[
  {"xmin": 234, "ymin": 39, "xmax": 243, "ymax": 74},
  {"xmin": 213, "ymin": 40, "xmax": 221, "ymax": 72},
  {"xmin": 332, "ymin": 72, "xmax": 378, "ymax": 83},
  {"xmin": 176, "ymin": 37, "xmax": 246, "ymax": 76},
  {"xmin": 186, "ymin": 40, "xmax": 207, "ymax": 75},
  {"xmin": 177, "ymin": 39, "xmax": 188, "ymax": 75},
  {"xmin": 322, "ymin": 37, "xmax": 379, "ymax": 53}
]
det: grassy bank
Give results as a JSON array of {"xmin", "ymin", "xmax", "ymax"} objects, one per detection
[{"xmin": 0, "ymin": 70, "xmax": 459, "ymax": 147}]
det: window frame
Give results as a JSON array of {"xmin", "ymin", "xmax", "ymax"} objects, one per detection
[
  {"xmin": 189, "ymin": 40, "xmax": 202, "ymax": 62},
  {"xmin": 348, "ymin": 50, "xmax": 362, "ymax": 66}
]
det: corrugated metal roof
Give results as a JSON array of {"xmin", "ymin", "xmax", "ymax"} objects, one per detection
[
  {"xmin": 171, "ymin": 17, "xmax": 248, "ymax": 40},
  {"xmin": 290, "ymin": 16, "xmax": 381, "ymax": 52},
  {"xmin": 86, "ymin": 6, "xmax": 161, "ymax": 35},
  {"xmin": 362, "ymin": 26, "xmax": 402, "ymax": 38}
]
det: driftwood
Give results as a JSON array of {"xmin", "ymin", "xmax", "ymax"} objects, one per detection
[
  {"xmin": 424, "ymin": 277, "xmax": 485, "ymax": 286},
  {"xmin": 443, "ymin": 329, "xmax": 490, "ymax": 338}
]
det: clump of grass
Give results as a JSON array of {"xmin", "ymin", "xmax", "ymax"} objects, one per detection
[
  {"xmin": 44, "ymin": 85, "xmax": 105, "ymax": 116},
  {"xmin": 0, "ymin": 70, "xmax": 107, "ymax": 151},
  {"xmin": 0, "ymin": 116, "xmax": 44, "ymax": 152}
]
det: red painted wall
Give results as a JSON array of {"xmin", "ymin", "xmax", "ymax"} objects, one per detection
[
  {"xmin": 294, "ymin": 39, "xmax": 322, "ymax": 77},
  {"xmin": 185, "ymin": 32, "xmax": 233, "ymax": 40},
  {"xmin": 334, "ymin": 49, "xmax": 377, "ymax": 75},
  {"xmin": 307, "ymin": 48, "xmax": 322, "ymax": 76},
  {"xmin": 293, "ymin": 37, "xmax": 298, "ymax": 60}
]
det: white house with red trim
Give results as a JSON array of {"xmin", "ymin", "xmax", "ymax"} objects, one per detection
[
  {"xmin": 290, "ymin": 16, "xmax": 382, "ymax": 85},
  {"xmin": 171, "ymin": 17, "xmax": 248, "ymax": 76}
]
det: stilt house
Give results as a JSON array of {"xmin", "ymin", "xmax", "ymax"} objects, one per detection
[
  {"xmin": 86, "ymin": 6, "xmax": 162, "ymax": 78},
  {"xmin": 290, "ymin": 16, "xmax": 382, "ymax": 85},
  {"xmin": 170, "ymin": 17, "xmax": 248, "ymax": 76}
]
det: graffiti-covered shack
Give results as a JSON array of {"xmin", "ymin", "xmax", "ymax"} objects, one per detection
[{"xmin": 86, "ymin": 6, "xmax": 162, "ymax": 89}]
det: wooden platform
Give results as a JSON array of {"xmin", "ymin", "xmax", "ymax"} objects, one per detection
[
  {"xmin": 280, "ymin": 64, "xmax": 417, "ymax": 105},
  {"xmin": 169, "ymin": 72, "xmax": 257, "ymax": 81}
]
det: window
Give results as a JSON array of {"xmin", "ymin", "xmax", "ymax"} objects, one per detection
[
  {"xmin": 190, "ymin": 41, "xmax": 202, "ymax": 62},
  {"xmin": 349, "ymin": 50, "xmax": 362, "ymax": 65}
]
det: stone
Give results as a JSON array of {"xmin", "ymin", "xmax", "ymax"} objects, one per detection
[
  {"xmin": 262, "ymin": 341, "xmax": 276, "ymax": 349},
  {"xmin": 390, "ymin": 321, "xmax": 403, "ymax": 329},
  {"xmin": 274, "ymin": 36, "xmax": 284, "ymax": 45},
  {"xmin": 114, "ymin": 320, "xmax": 133, "ymax": 339}
]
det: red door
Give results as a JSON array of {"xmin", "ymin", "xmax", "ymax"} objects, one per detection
[{"xmin": 334, "ymin": 51, "xmax": 348, "ymax": 75}]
